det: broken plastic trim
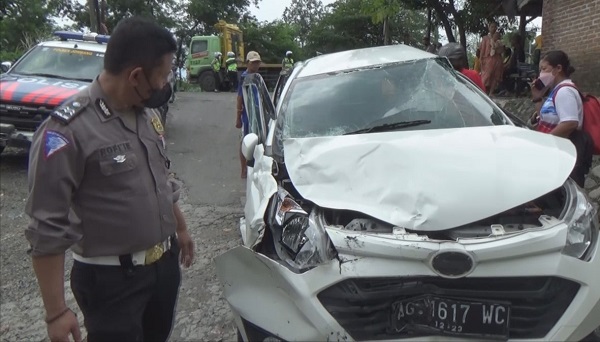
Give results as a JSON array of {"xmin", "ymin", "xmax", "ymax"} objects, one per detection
[
  {"xmin": 561, "ymin": 179, "xmax": 599, "ymax": 261},
  {"xmin": 270, "ymin": 188, "xmax": 337, "ymax": 271}
]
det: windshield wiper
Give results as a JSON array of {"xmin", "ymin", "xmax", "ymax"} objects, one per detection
[
  {"xmin": 21, "ymin": 72, "xmax": 71, "ymax": 80},
  {"xmin": 343, "ymin": 120, "xmax": 432, "ymax": 135},
  {"xmin": 20, "ymin": 73, "xmax": 92, "ymax": 82}
]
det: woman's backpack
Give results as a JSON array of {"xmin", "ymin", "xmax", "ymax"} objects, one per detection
[{"xmin": 552, "ymin": 83, "xmax": 600, "ymax": 155}]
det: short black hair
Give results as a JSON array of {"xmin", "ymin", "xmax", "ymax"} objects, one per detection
[
  {"xmin": 542, "ymin": 50, "xmax": 576, "ymax": 77},
  {"xmin": 104, "ymin": 16, "xmax": 177, "ymax": 75}
]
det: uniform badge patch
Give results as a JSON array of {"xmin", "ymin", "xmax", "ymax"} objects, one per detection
[
  {"xmin": 44, "ymin": 130, "xmax": 70, "ymax": 159},
  {"xmin": 151, "ymin": 115, "xmax": 164, "ymax": 135},
  {"xmin": 97, "ymin": 99, "xmax": 113, "ymax": 118}
]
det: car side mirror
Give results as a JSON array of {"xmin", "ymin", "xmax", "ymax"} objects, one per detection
[
  {"xmin": 241, "ymin": 133, "xmax": 259, "ymax": 161},
  {"xmin": 0, "ymin": 61, "xmax": 11, "ymax": 73}
]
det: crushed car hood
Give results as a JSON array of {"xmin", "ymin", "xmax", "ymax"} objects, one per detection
[
  {"xmin": 283, "ymin": 125, "xmax": 577, "ymax": 231},
  {"xmin": 0, "ymin": 73, "xmax": 88, "ymax": 107}
]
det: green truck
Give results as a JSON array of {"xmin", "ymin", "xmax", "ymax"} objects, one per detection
[{"xmin": 185, "ymin": 20, "xmax": 283, "ymax": 92}]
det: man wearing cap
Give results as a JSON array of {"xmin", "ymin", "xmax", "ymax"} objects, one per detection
[
  {"xmin": 24, "ymin": 16, "xmax": 195, "ymax": 342},
  {"xmin": 236, "ymin": 51, "xmax": 261, "ymax": 179}
]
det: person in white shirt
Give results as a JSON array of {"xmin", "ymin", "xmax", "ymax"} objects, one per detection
[{"xmin": 530, "ymin": 50, "xmax": 593, "ymax": 187}]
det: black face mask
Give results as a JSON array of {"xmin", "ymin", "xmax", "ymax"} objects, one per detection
[{"xmin": 134, "ymin": 72, "xmax": 172, "ymax": 109}]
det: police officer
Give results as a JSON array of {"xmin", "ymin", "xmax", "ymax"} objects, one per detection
[
  {"xmin": 282, "ymin": 50, "xmax": 294, "ymax": 73},
  {"xmin": 25, "ymin": 16, "xmax": 195, "ymax": 342},
  {"xmin": 225, "ymin": 51, "xmax": 238, "ymax": 92},
  {"xmin": 211, "ymin": 51, "xmax": 223, "ymax": 92}
]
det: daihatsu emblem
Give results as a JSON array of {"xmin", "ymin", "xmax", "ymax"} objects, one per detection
[{"xmin": 430, "ymin": 251, "xmax": 476, "ymax": 278}]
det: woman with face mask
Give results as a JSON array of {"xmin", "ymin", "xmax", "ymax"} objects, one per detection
[{"xmin": 530, "ymin": 50, "xmax": 593, "ymax": 187}]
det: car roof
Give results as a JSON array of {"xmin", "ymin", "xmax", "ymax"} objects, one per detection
[
  {"xmin": 296, "ymin": 44, "xmax": 438, "ymax": 78},
  {"xmin": 38, "ymin": 40, "xmax": 107, "ymax": 53}
]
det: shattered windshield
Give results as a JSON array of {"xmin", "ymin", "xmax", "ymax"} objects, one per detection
[{"xmin": 275, "ymin": 58, "xmax": 508, "ymax": 142}]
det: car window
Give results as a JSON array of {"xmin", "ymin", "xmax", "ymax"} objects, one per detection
[
  {"xmin": 190, "ymin": 41, "xmax": 208, "ymax": 55},
  {"xmin": 11, "ymin": 46, "xmax": 104, "ymax": 81},
  {"xmin": 276, "ymin": 58, "xmax": 509, "ymax": 140}
]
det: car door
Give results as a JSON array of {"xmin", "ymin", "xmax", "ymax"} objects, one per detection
[
  {"xmin": 272, "ymin": 72, "xmax": 291, "ymax": 107},
  {"xmin": 240, "ymin": 73, "xmax": 278, "ymax": 247}
]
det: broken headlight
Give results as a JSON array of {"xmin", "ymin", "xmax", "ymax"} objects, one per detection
[
  {"xmin": 269, "ymin": 188, "xmax": 336, "ymax": 271},
  {"xmin": 561, "ymin": 179, "xmax": 599, "ymax": 261}
]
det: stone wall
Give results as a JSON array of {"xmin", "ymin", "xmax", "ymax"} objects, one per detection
[{"xmin": 494, "ymin": 98, "xmax": 600, "ymax": 207}]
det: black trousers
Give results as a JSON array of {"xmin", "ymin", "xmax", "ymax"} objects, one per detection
[
  {"xmin": 214, "ymin": 71, "xmax": 222, "ymax": 91},
  {"xmin": 228, "ymin": 71, "xmax": 238, "ymax": 91},
  {"xmin": 71, "ymin": 239, "xmax": 181, "ymax": 342}
]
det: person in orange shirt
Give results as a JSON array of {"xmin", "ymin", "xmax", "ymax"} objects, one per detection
[{"xmin": 438, "ymin": 42, "xmax": 486, "ymax": 92}]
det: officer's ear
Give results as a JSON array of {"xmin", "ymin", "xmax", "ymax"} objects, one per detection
[{"xmin": 127, "ymin": 67, "xmax": 145, "ymax": 87}]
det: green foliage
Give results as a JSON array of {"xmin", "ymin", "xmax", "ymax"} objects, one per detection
[
  {"xmin": 305, "ymin": 0, "xmax": 427, "ymax": 56},
  {"xmin": 242, "ymin": 19, "xmax": 304, "ymax": 63},
  {"xmin": 282, "ymin": 0, "xmax": 325, "ymax": 47},
  {"xmin": 0, "ymin": 0, "xmax": 57, "ymax": 58}
]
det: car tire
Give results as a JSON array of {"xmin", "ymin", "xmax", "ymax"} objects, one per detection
[
  {"xmin": 236, "ymin": 329, "xmax": 244, "ymax": 342},
  {"xmin": 199, "ymin": 72, "xmax": 216, "ymax": 92},
  {"xmin": 0, "ymin": 145, "xmax": 5, "ymax": 155}
]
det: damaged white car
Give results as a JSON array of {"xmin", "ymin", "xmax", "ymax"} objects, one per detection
[{"xmin": 215, "ymin": 44, "xmax": 600, "ymax": 342}]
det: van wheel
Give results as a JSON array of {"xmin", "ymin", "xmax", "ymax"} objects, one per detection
[{"xmin": 199, "ymin": 72, "xmax": 216, "ymax": 92}]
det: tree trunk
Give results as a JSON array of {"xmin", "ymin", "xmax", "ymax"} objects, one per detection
[
  {"xmin": 383, "ymin": 16, "xmax": 391, "ymax": 45},
  {"xmin": 87, "ymin": 0, "xmax": 98, "ymax": 33},
  {"xmin": 426, "ymin": 7, "xmax": 432, "ymax": 39},
  {"xmin": 429, "ymin": 0, "xmax": 455, "ymax": 42}
]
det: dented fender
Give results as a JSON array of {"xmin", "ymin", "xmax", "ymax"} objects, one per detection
[{"xmin": 243, "ymin": 144, "xmax": 277, "ymax": 248}]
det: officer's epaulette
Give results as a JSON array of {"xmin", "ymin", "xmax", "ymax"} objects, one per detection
[{"xmin": 50, "ymin": 96, "xmax": 90, "ymax": 124}]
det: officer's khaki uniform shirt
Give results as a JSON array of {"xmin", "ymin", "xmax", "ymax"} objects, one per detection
[{"xmin": 25, "ymin": 78, "xmax": 178, "ymax": 257}]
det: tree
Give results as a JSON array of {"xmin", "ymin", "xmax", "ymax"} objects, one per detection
[
  {"xmin": 0, "ymin": 0, "xmax": 64, "ymax": 61},
  {"xmin": 282, "ymin": 0, "xmax": 325, "ymax": 48},
  {"xmin": 241, "ymin": 19, "xmax": 303, "ymax": 63},
  {"xmin": 305, "ymin": 0, "xmax": 427, "ymax": 56}
]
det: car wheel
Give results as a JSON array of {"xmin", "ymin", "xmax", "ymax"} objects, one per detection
[
  {"xmin": 0, "ymin": 145, "xmax": 5, "ymax": 155},
  {"xmin": 199, "ymin": 71, "xmax": 216, "ymax": 92},
  {"xmin": 236, "ymin": 329, "xmax": 244, "ymax": 342}
]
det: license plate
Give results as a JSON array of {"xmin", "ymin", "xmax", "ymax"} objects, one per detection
[{"xmin": 390, "ymin": 296, "xmax": 510, "ymax": 340}]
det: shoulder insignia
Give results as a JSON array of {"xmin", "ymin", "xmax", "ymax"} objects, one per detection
[
  {"xmin": 96, "ymin": 98, "xmax": 114, "ymax": 118},
  {"xmin": 50, "ymin": 96, "xmax": 90, "ymax": 124},
  {"xmin": 43, "ymin": 130, "xmax": 70, "ymax": 159}
]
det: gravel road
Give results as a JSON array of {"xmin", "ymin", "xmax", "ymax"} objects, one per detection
[{"xmin": 0, "ymin": 91, "xmax": 245, "ymax": 342}]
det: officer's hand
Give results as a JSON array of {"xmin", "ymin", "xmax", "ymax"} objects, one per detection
[
  {"xmin": 178, "ymin": 230, "xmax": 194, "ymax": 268},
  {"xmin": 47, "ymin": 309, "xmax": 81, "ymax": 342},
  {"xmin": 235, "ymin": 117, "xmax": 242, "ymax": 129}
]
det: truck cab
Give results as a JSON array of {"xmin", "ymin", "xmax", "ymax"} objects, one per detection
[{"xmin": 186, "ymin": 20, "xmax": 281, "ymax": 92}]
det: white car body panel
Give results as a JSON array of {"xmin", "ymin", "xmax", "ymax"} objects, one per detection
[
  {"xmin": 216, "ymin": 222, "xmax": 600, "ymax": 342},
  {"xmin": 296, "ymin": 44, "xmax": 436, "ymax": 78},
  {"xmin": 243, "ymin": 143, "xmax": 277, "ymax": 248},
  {"xmin": 284, "ymin": 125, "xmax": 577, "ymax": 231},
  {"xmin": 226, "ymin": 45, "xmax": 600, "ymax": 342}
]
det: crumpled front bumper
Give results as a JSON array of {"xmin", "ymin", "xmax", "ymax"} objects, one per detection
[{"xmin": 215, "ymin": 225, "xmax": 600, "ymax": 342}]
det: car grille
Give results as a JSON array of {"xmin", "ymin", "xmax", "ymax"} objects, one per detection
[
  {"xmin": 317, "ymin": 276, "xmax": 579, "ymax": 340},
  {"xmin": 0, "ymin": 101, "xmax": 54, "ymax": 131}
]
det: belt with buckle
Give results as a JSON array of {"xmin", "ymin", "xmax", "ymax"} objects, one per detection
[{"xmin": 73, "ymin": 237, "xmax": 171, "ymax": 266}]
